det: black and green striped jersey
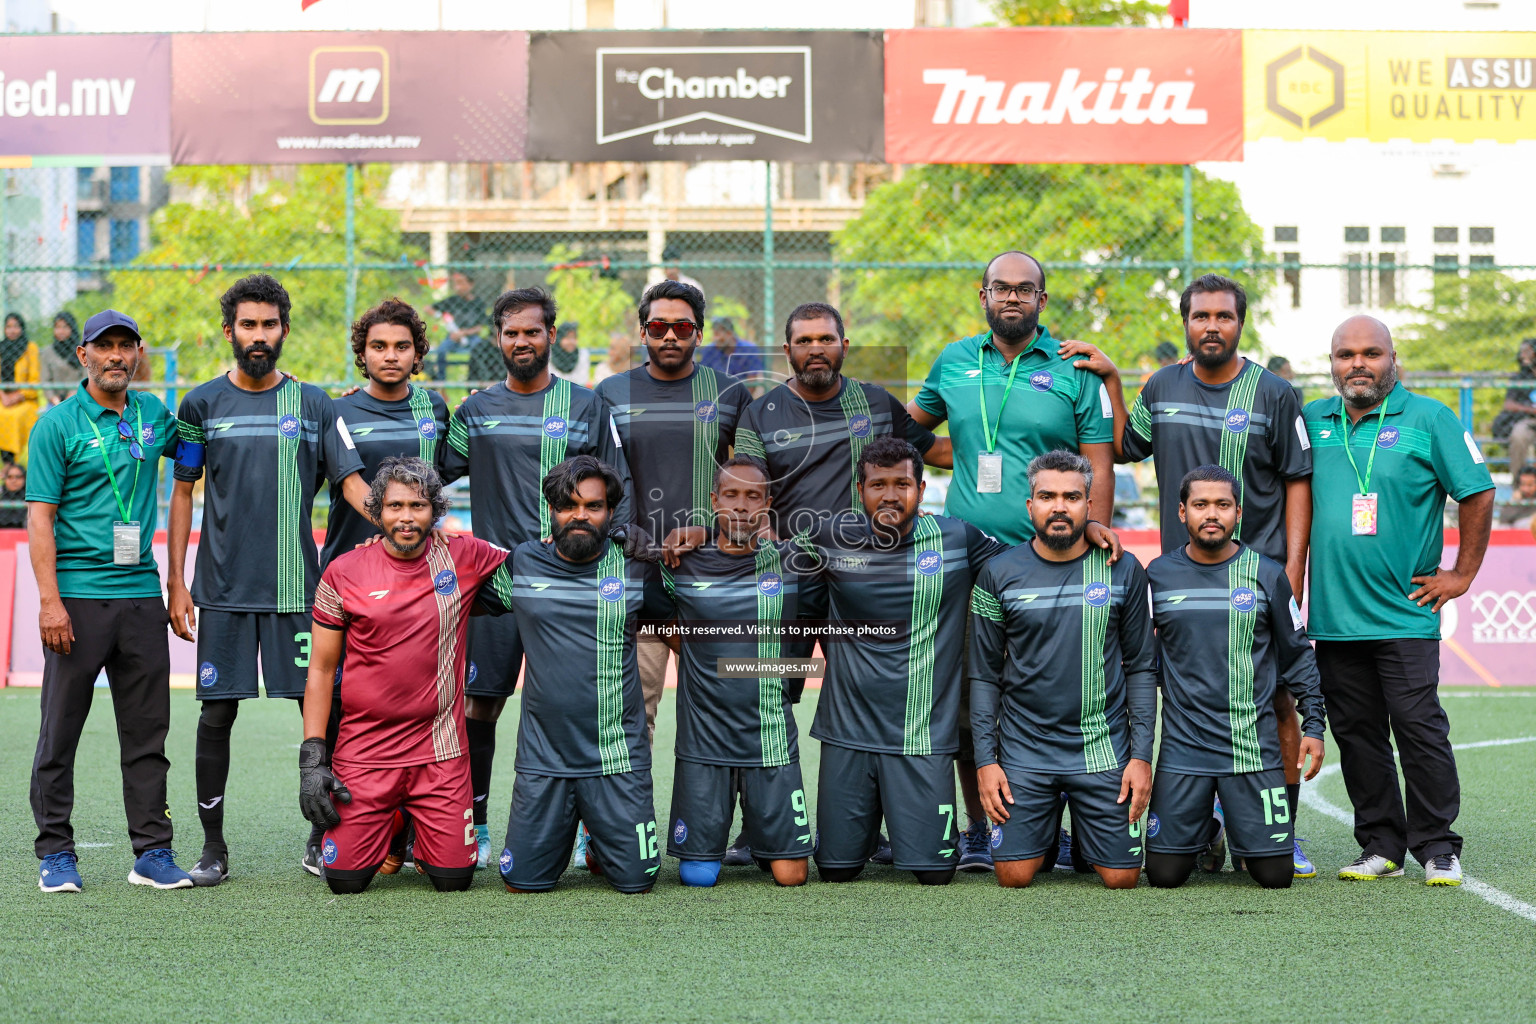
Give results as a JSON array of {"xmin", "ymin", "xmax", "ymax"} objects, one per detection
[
  {"xmin": 595, "ymin": 364, "xmax": 747, "ymax": 536},
  {"xmin": 646, "ymin": 540, "xmax": 824, "ymax": 768},
  {"xmin": 1147, "ymin": 544, "xmax": 1326, "ymax": 776},
  {"xmin": 799, "ymin": 513, "xmax": 1007, "ymax": 757},
  {"xmin": 441, "ymin": 377, "xmax": 633, "ymax": 547},
  {"xmin": 321, "ymin": 385, "xmax": 449, "ymax": 568},
  {"xmin": 734, "ymin": 377, "xmax": 936, "ymax": 530},
  {"xmin": 475, "ymin": 539, "xmax": 670, "ymax": 778},
  {"xmin": 969, "ymin": 544, "xmax": 1156, "ymax": 774},
  {"xmin": 1122, "ymin": 360, "xmax": 1311, "ymax": 561},
  {"xmin": 174, "ymin": 376, "xmax": 364, "ymax": 614}
]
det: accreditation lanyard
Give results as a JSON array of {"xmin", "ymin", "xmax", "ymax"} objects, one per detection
[
  {"xmin": 84, "ymin": 397, "xmax": 144, "ymax": 565},
  {"xmin": 975, "ymin": 340, "xmax": 1023, "ymax": 494},
  {"xmin": 1338, "ymin": 395, "xmax": 1388, "ymax": 537}
]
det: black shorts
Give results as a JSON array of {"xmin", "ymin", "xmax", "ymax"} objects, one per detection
[
  {"xmin": 814, "ymin": 744, "xmax": 959, "ymax": 873},
  {"xmin": 667, "ymin": 760, "xmax": 811, "ymax": 862},
  {"xmin": 499, "ymin": 770, "xmax": 659, "ymax": 894},
  {"xmin": 989, "ymin": 766, "xmax": 1144, "ymax": 870},
  {"xmin": 465, "ymin": 615, "xmax": 523, "ymax": 700},
  {"xmin": 195, "ymin": 610, "xmax": 312, "ymax": 699},
  {"xmin": 1148, "ymin": 768, "xmax": 1293, "ymax": 860}
]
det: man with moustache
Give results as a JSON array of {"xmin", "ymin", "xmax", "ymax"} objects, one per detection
[
  {"xmin": 1303, "ymin": 316, "xmax": 1493, "ymax": 886},
  {"xmin": 26, "ymin": 309, "xmax": 194, "ymax": 892},
  {"xmin": 168, "ymin": 274, "xmax": 369, "ymax": 886},
  {"xmin": 441, "ymin": 287, "xmax": 633, "ymax": 868}
]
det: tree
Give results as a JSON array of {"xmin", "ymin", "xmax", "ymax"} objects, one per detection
[
  {"xmin": 992, "ymin": 0, "xmax": 1167, "ymax": 26},
  {"xmin": 542, "ymin": 243, "xmax": 634, "ymax": 346}
]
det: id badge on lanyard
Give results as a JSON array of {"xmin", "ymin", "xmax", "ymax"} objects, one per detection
[
  {"xmin": 1351, "ymin": 494, "xmax": 1378, "ymax": 536},
  {"xmin": 113, "ymin": 521, "xmax": 142, "ymax": 565}
]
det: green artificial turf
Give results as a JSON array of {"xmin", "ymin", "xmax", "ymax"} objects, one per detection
[{"xmin": 1, "ymin": 688, "xmax": 1533, "ymax": 1023}]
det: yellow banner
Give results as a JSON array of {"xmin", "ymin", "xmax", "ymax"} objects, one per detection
[{"xmin": 1244, "ymin": 30, "xmax": 1536, "ymax": 143}]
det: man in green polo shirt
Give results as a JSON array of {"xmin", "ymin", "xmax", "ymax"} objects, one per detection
[
  {"xmin": 25, "ymin": 309, "xmax": 194, "ymax": 893},
  {"xmin": 1304, "ymin": 315, "xmax": 1493, "ymax": 887},
  {"xmin": 907, "ymin": 250, "xmax": 1119, "ymax": 872}
]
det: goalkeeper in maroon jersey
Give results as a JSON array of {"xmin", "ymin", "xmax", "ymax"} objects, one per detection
[{"xmin": 297, "ymin": 456, "xmax": 514, "ymax": 894}]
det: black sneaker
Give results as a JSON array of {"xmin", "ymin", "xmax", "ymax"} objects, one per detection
[
  {"xmin": 301, "ymin": 842, "xmax": 323, "ymax": 878},
  {"xmin": 722, "ymin": 833, "xmax": 753, "ymax": 867},
  {"xmin": 188, "ymin": 848, "xmax": 230, "ymax": 887},
  {"xmin": 868, "ymin": 833, "xmax": 894, "ymax": 865}
]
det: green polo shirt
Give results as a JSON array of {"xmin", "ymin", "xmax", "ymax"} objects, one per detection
[
  {"xmin": 915, "ymin": 326, "xmax": 1113, "ymax": 543},
  {"xmin": 25, "ymin": 382, "xmax": 180, "ymax": 598},
  {"xmin": 1303, "ymin": 382, "xmax": 1492, "ymax": 641}
]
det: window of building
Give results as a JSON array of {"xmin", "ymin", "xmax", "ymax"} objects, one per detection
[
  {"xmin": 108, "ymin": 167, "xmax": 139, "ymax": 203},
  {"xmin": 1377, "ymin": 253, "xmax": 1398, "ymax": 307},
  {"xmin": 76, "ymin": 213, "xmax": 100, "ymax": 263},
  {"xmin": 1381, "ymin": 226, "xmax": 1406, "ymax": 244},
  {"xmin": 1344, "ymin": 252, "xmax": 1367, "ymax": 307},
  {"xmin": 1344, "ymin": 226, "xmax": 1369, "ymax": 243},
  {"xmin": 1281, "ymin": 251, "xmax": 1301, "ymax": 308},
  {"xmin": 1469, "ymin": 254, "xmax": 1495, "ymax": 267},
  {"xmin": 1274, "ymin": 226, "xmax": 1298, "ymax": 243},
  {"xmin": 1434, "ymin": 226, "xmax": 1459, "ymax": 244},
  {"xmin": 1433, "ymin": 253, "xmax": 1463, "ymax": 307},
  {"xmin": 1470, "ymin": 227, "xmax": 1495, "ymax": 245},
  {"xmin": 109, "ymin": 218, "xmax": 140, "ymax": 263}
]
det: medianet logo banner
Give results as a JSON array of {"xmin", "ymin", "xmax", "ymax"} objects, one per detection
[
  {"xmin": 526, "ymin": 30, "xmax": 884, "ymax": 162},
  {"xmin": 884, "ymin": 27, "xmax": 1243, "ymax": 164}
]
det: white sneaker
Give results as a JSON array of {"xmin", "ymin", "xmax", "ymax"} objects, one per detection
[
  {"xmin": 1425, "ymin": 853, "xmax": 1463, "ymax": 886},
  {"xmin": 1338, "ymin": 853, "xmax": 1404, "ymax": 880}
]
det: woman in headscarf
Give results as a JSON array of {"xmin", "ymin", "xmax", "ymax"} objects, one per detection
[
  {"xmin": 0, "ymin": 313, "xmax": 42, "ymax": 464},
  {"xmin": 37, "ymin": 311, "xmax": 81, "ymax": 405},
  {"xmin": 549, "ymin": 320, "xmax": 589, "ymax": 384}
]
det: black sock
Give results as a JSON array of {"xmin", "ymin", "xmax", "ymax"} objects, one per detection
[
  {"xmin": 1286, "ymin": 783, "xmax": 1300, "ymax": 824},
  {"xmin": 195, "ymin": 701, "xmax": 239, "ymax": 855},
  {"xmin": 467, "ymin": 718, "xmax": 495, "ymax": 827}
]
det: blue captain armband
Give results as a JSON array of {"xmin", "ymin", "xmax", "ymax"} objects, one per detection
[{"xmin": 174, "ymin": 438, "xmax": 205, "ymax": 469}]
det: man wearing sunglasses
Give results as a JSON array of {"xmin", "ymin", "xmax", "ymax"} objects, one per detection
[{"xmin": 26, "ymin": 309, "xmax": 194, "ymax": 892}]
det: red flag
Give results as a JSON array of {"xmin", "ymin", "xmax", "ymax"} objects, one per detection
[{"xmin": 301, "ymin": 0, "xmax": 323, "ymax": 9}]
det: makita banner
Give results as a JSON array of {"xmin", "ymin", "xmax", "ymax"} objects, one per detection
[
  {"xmin": 170, "ymin": 31, "xmax": 527, "ymax": 164},
  {"xmin": 884, "ymin": 27, "xmax": 1244, "ymax": 164},
  {"xmin": 526, "ymin": 30, "xmax": 884, "ymax": 161}
]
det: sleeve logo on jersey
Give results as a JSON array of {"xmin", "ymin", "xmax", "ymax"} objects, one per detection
[
  {"xmin": 989, "ymin": 823, "xmax": 1004, "ymax": 848},
  {"xmin": 1225, "ymin": 408, "xmax": 1250, "ymax": 433},
  {"xmin": 417, "ymin": 417, "xmax": 438, "ymax": 439},
  {"xmin": 198, "ymin": 662, "xmax": 218, "ymax": 687},
  {"xmin": 140, "ymin": 423, "xmax": 156, "ymax": 445},
  {"xmin": 1377, "ymin": 426, "xmax": 1400, "ymax": 449},
  {"xmin": 433, "ymin": 569, "xmax": 458, "ymax": 595},
  {"xmin": 757, "ymin": 572, "xmax": 783, "ymax": 596},
  {"xmin": 321, "ymin": 837, "xmax": 339, "ymax": 866},
  {"xmin": 672, "ymin": 819, "xmax": 689, "ymax": 844},
  {"xmin": 1029, "ymin": 370, "xmax": 1055, "ymax": 392},
  {"xmin": 1147, "ymin": 813, "xmax": 1160, "ymax": 837},
  {"xmin": 848, "ymin": 413, "xmax": 873, "ymax": 438},
  {"xmin": 694, "ymin": 400, "xmax": 718, "ymax": 423},
  {"xmin": 599, "ymin": 576, "xmax": 626, "ymax": 601},
  {"xmin": 1083, "ymin": 582, "xmax": 1111, "ymax": 607},
  {"xmin": 916, "ymin": 550, "xmax": 943, "ymax": 576},
  {"xmin": 543, "ymin": 416, "xmax": 568, "ymax": 439},
  {"xmin": 499, "ymin": 848, "xmax": 513, "ymax": 872},
  {"xmin": 1230, "ymin": 587, "xmax": 1257, "ymax": 612},
  {"xmin": 278, "ymin": 414, "xmax": 302, "ymax": 439}
]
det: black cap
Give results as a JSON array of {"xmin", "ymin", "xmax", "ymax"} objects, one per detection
[{"xmin": 82, "ymin": 309, "xmax": 142, "ymax": 344}]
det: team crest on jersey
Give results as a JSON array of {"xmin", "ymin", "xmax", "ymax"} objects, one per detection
[
  {"xmin": 433, "ymin": 569, "xmax": 458, "ymax": 595},
  {"xmin": 1083, "ymin": 582, "xmax": 1111, "ymax": 607},
  {"xmin": 1230, "ymin": 587, "xmax": 1257, "ymax": 612},
  {"xmin": 757, "ymin": 573, "xmax": 783, "ymax": 597},
  {"xmin": 417, "ymin": 417, "xmax": 437, "ymax": 439},
  {"xmin": 140, "ymin": 424, "xmax": 156, "ymax": 445},
  {"xmin": 322, "ymin": 837, "xmax": 339, "ymax": 866},
  {"xmin": 198, "ymin": 662, "xmax": 218, "ymax": 688},
  {"xmin": 1029, "ymin": 370, "xmax": 1054, "ymax": 392},
  {"xmin": 915, "ymin": 550, "xmax": 942, "ymax": 576},
  {"xmin": 499, "ymin": 848, "xmax": 513, "ymax": 872},
  {"xmin": 848, "ymin": 414, "xmax": 872, "ymax": 438},
  {"xmin": 543, "ymin": 416, "xmax": 568, "ymax": 439},
  {"xmin": 599, "ymin": 576, "xmax": 625, "ymax": 601},
  {"xmin": 278, "ymin": 414, "xmax": 301, "ymax": 439},
  {"xmin": 1225, "ymin": 408, "xmax": 1250, "ymax": 433},
  {"xmin": 673, "ymin": 819, "xmax": 688, "ymax": 844},
  {"xmin": 989, "ymin": 824, "xmax": 1003, "ymax": 849},
  {"xmin": 694, "ymin": 400, "xmax": 718, "ymax": 423},
  {"xmin": 1377, "ymin": 426, "xmax": 1400, "ymax": 449},
  {"xmin": 1147, "ymin": 813, "xmax": 1160, "ymax": 837}
]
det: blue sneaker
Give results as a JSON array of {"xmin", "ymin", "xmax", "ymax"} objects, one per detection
[
  {"xmin": 868, "ymin": 832, "xmax": 894, "ymax": 865},
  {"xmin": 1054, "ymin": 828, "xmax": 1074, "ymax": 870},
  {"xmin": 475, "ymin": 824, "xmax": 491, "ymax": 870},
  {"xmin": 1292, "ymin": 837, "xmax": 1318, "ymax": 879},
  {"xmin": 957, "ymin": 822, "xmax": 995, "ymax": 873},
  {"xmin": 128, "ymin": 848, "xmax": 193, "ymax": 889},
  {"xmin": 39, "ymin": 851, "xmax": 82, "ymax": 893}
]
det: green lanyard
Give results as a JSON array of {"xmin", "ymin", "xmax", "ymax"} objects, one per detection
[
  {"xmin": 83, "ymin": 397, "xmax": 143, "ymax": 523},
  {"xmin": 977, "ymin": 337, "xmax": 1024, "ymax": 454},
  {"xmin": 1337, "ymin": 394, "xmax": 1389, "ymax": 494}
]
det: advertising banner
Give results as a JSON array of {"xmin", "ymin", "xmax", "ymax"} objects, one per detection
[
  {"xmin": 0, "ymin": 33, "xmax": 171, "ymax": 166},
  {"xmin": 525, "ymin": 30, "xmax": 884, "ymax": 161},
  {"xmin": 884, "ymin": 27, "xmax": 1244, "ymax": 164},
  {"xmin": 1244, "ymin": 30, "xmax": 1536, "ymax": 143},
  {"xmin": 170, "ymin": 31, "xmax": 527, "ymax": 164},
  {"xmin": 1439, "ymin": 542, "xmax": 1536, "ymax": 688}
]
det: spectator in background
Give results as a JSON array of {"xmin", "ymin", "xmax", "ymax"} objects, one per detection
[
  {"xmin": 1154, "ymin": 341, "xmax": 1180, "ymax": 367},
  {"xmin": 550, "ymin": 321, "xmax": 590, "ymax": 384},
  {"xmin": 0, "ymin": 461, "xmax": 25, "ymax": 528},
  {"xmin": 1501, "ymin": 465, "xmax": 1536, "ymax": 529},
  {"xmin": 1269, "ymin": 355, "xmax": 1304, "ymax": 402},
  {"xmin": 662, "ymin": 244, "xmax": 705, "ymax": 296},
  {"xmin": 1492, "ymin": 338, "xmax": 1536, "ymax": 475},
  {"xmin": 590, "ymin": 332, "xmax": 634, "ymax": 388},
  {"xmin": 699, "ymin": 317, "xmax": 767, "ymax": 386},
  {"xmin": 37, "ymin": 313, "xmax": 80, "ymax": 406},
  {"xmin": 0, "ymin": 314, "xmax": 42, "ymax": 465},
  {"xmin": 430, "ymin": 270, "xmax": 491, "ymax": 381}
]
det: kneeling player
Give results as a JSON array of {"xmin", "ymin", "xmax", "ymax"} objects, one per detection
[
  {"xmin": 1144, "ymin": 466, "xmax": 1325, "ymax": 889},
  {"xmin": 970, "ymin": 450, "xmax": 1156, "ymax": 889},
  {"xmin": 651, "ymin": 456, "xmax": 820, "ymax": 887},
  {"xmin": 297, "ymin": 457, "xmax": 512, "ymax": 895}
]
